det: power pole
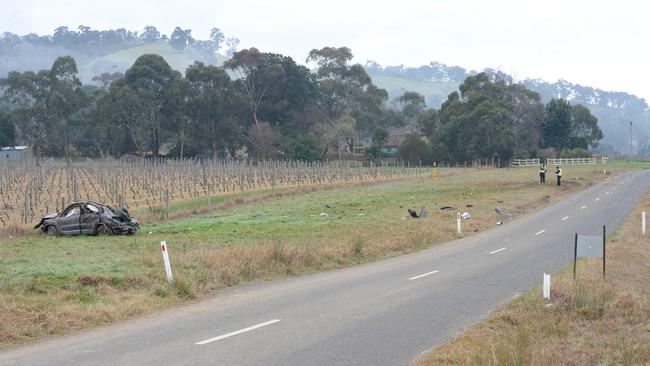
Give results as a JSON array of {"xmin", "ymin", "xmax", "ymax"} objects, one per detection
[{"xmin": 630, "ymin": 120, "xmax": 633, "ymax": 158}]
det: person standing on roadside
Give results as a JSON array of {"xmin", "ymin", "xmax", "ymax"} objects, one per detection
[
  {"xmin": 539, "ymin": 164, "xmax": 546, "ymax": 183},
  {"xmin": 555, "ymin": 166, "xmax": 562, "ymax": 186}
]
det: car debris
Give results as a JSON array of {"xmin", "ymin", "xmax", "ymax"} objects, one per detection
[
  {"xmin": 34, "ymin": 201, "xmax": 139, "ymax": 236},
  {"xmin": 495, "ymin": 207, "xmax": 513, "ymax": 216},
  {"xmin": 439, "ymin": 206, "xmax": 456, "ymax": 212},
  {"xmin": 461, "ymin": 212, "xmax": 471, "ymax": 220},
  {"xmin": 407, "ymin": 207, "xmax": 428, "ymax": 218}
]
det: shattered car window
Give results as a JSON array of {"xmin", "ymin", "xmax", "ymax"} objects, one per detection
[
  {"xmin": 86, "ymin": 204, "xmax": 100, "ymax": 213},
  {"xmin": 65, "ymin": 207, "xmax": 80, "ymax": 218}
]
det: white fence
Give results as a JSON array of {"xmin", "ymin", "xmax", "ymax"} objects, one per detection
[
  {"xmin": 512, "ymin": 157, "xmax": 608, "ymax": 166},
  {"xmin": 512, "ymin": 158, "xmax": 540, "ymax": 166},
  {"xmin": 547, "ymin": 157, "xmax": 605, "ymax": 165}
]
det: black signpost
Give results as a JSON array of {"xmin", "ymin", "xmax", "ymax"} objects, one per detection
[{"xmin": 573, "ymin": 225, "xmax": 606, "ymax": 279}]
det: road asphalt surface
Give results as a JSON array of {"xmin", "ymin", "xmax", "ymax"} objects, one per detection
[{"xmin": 2, "ymin": 169, "xmax": 649, "ymax": 366}]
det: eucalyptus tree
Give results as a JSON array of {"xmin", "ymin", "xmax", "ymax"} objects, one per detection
[
  {"xmin": 0, "ymin": 69, "xmax": 52, "ymax": 165},
  {"xmin": 185, "ymin": 61, "xmax": 232, "ymax": 158},
  {"xmin": 47, "ymin": 56, "xmax": 86, "ymax": 163},
  {"xmin": 124, "ymin": 54, "xmax": 179, "ymax": 158},
  {"xmin": 307, "ymin": 47, "xmax": 388, "ymax": 137}
]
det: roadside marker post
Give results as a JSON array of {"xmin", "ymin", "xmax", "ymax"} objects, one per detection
[
  {"xmin": 161, "ymin": 240, "xmax": 174, "ymax": 285},
  {"xmin": 456, "ymin": 212, "xmax": 462, "ymax": 237},
  {"xmin": 642, "ymin": 211, "xmax": 646, "ymax": 235},
  {"xmin": 543, "ymin": 273, "xmax": 551, "ymax": 300}
]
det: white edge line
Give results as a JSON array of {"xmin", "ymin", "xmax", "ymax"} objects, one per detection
[
  {"xmin": 489, "ymin": 247, "xmax": 506, "ymax": 254},
  {"xmin": 195, "ymin": 319, "xmax": 282, "ymax": 345},
  {"xmin": 535, "ymin": 229, "xmax": 545, "ymax": 235},
  {"xmin": 581, "ymin": 205, "xmax": 587, "ymax": 210},
  {"xmin": 409, "ymin": 270, "xmax": 440, "ymax": 280},
  {"xmin": 561, "ymin": 216, "xmax": 569, "ymax": 221}
]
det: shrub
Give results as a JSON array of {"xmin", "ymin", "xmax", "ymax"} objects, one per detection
[
  {"xmin": 537, "ymin": 147, "xmax": 557, "ymax": 160},
  {"xmin": 559, "ymin": 148, "xmax": 590, "ymax": 158},
  {"xmin": 399, "ymin": 133, "xmax": 430, "ymax": 163},
  {"xmin": 288, "ymin": 134, "xmax": 323, "ymax": 161}
]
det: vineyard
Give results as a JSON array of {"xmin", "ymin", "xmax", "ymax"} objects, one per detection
[{"xmin": 0, "ymin": 159, "xmax": 425, "ymax": 227}]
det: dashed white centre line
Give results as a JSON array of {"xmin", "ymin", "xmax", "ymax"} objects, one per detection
[
  {"xmin": 562, "ymin": 216, "xmax": 570, "ymax": 221},
  {"xmin": 535, "ymin": 229, "xmax": 545, "ymax": 235},
  {"xmin": 489, "ymin": 247, "xmax": 506, "ymax": 254},
  {"xmin": 581, "ymin": 206, "xmax": 587, "ymax": 210},
  {"xmin": 606, "ymin": 191, "xmax": 610, "ymax": 195},
  {"xmin": 195, "ymin": 319, "xmax": 282, "ymax": 345},
  {"xmin": 409, "ymin": 270, "xmax": 440, "ymax": 280},
  {"xmin": 595, "ymin": 198, "xmax": 600, "ymax": 202}
]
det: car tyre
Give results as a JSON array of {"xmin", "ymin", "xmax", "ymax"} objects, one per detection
[
  {"xmin": 96, "ymin": 224, "xmax": 112, "ymax": 236},
  {"xmin": 46, "ymin": 225, "xmax": 58, "ymax": 237}
]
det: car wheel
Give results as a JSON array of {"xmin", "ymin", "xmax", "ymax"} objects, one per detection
[
  {"xmin": 46, "ymin": 225, "xmax": 58, "ymax": 237},
  {"xmin": 96, "ymin": 224, "xmax": 112, "ymax": 236}
]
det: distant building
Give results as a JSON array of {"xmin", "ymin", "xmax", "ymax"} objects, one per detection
[
  {"xmin": 381, "ymin": 125, "xmax": 421, "ymax": 157},
  {"xmin": 0, "ymin": 146, "xmax": 30, "ymax": 161}
]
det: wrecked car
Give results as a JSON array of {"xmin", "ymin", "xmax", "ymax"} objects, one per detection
[{"xmin": 34, "ymin": 202, "xmax": 139, "ymax": 236}]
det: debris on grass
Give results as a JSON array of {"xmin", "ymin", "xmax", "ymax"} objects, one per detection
[
  {"xmin": 408, "ymin": 207, "xmax": 428, "ymax": 219},
  {"xmin": 461, "ymin": 212, "xmax": 471, "ymax": 220},
  {"xmin": 439, "ymin": 206, "xmax": 456, "ymax": 212},
  {"xmin": 495, "ymin": 207, "xmax": 512, "ymax": 216}
]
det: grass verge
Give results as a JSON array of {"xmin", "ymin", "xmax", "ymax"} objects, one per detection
[
  {"xmin": 414, "ymin": 168, "xmax": 650, "ymax": 366},
  {"xmin": 0, "ymin": 162, "xmax": 646, "ymax": 349}
]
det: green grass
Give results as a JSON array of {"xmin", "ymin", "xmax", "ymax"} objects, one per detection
[{"xmin": 0, "ymin": 162, "xmax": 647, "ymax": 348}]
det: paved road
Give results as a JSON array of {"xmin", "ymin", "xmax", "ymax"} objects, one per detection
[{"xmin": 2, "ymin": 170, "xmax": 649, "ymax": 366}]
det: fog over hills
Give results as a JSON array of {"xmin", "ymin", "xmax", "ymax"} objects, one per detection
[
  {"xmin": 365, "ymin": 62, "xmax": 650, "ymax": 155},
  {"xmin": 1, "ymin": 26, "xmax": 648, "ymax": 155}
]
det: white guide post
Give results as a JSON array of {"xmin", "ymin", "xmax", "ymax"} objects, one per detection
[
  {"xmin": 161, "ymin": 240, "xmax": 174, "ymax": 285},
  {"xmin": 456, "ymin": 212, "xmax": 462, "ymax": 237},
  {"xmin": 543, "ymin": 273, "xmax": 551, "ymax": 300},
  {"xmin": 641, "ymin": 211, "xmax": 645, "ymax": 235}
]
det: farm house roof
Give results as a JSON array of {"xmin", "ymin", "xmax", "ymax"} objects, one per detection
[{"xmin": 1, "ymin": 146, "xmax": 28, "ymax": 151}]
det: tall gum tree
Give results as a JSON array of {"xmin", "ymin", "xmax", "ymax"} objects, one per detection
[{"xmin": 124, "ymin": 54, "xmax": 179, "ymax": 158}]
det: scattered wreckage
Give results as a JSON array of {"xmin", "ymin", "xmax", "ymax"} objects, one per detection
[{"xmin": 34, "ymin": 202, "xmax": 139, "ymax": 236}]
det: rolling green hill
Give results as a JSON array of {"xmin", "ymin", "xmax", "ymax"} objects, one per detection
[
  {"xmin": 78, "ymin": 41, "xmax": 226, "ymax": 81},
  {"xmin": 368, "ymin": 74, "xmax": 459, "ymax": 107}
]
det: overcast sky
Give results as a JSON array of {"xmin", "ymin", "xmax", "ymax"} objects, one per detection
[{"xmin": 4, "ymin": 0, "xmax": 649, "ymax": 101}]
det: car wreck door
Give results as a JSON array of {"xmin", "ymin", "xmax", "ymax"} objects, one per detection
[
  {"xmin": 80, "ymin": 203, "xmax": 101, "ymax": 234},
  {"xmin": 60, "ymin": 205, "xmax": 82, "ymax": 235}
]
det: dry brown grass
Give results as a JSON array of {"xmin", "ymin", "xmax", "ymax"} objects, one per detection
[
  {"xmin": 415, "ymin": 189, "xmax": 650, "ymax": 366},
  {"xmin": 0, "ymin": 224, "xmax": 29, "ymax": 238}
]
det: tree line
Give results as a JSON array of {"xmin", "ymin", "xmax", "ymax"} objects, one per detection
[{"xmin": 0, "ymin": 47, "xmax": 603, "ymax": 164}]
